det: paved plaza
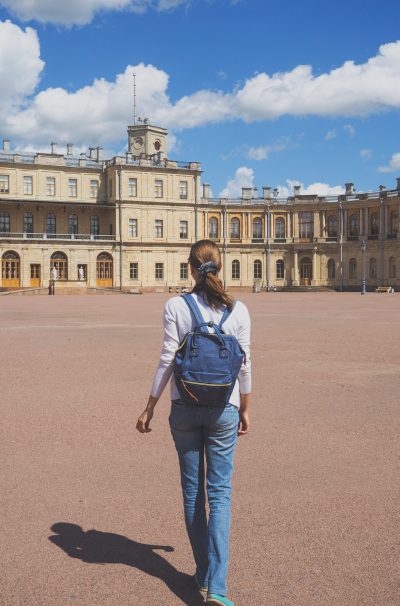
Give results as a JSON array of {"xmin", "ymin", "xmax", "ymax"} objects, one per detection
[{"xmin": 1, "ymin": 292, "xmax": 399, "ymax": 606}]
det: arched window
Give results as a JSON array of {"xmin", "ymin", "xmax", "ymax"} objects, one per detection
[
  {"xmin": 252, "ymin": 217, "xmax": 262, "ymax": 239},
  {"xmin": 209, "ymin": 217, "xmax": 219, "ymax": 239},
  {"xmin": 369, "ymin": 257, "xmax": 377, "ymax": 279},
  {"xmin": 68, "ymin": 214, "xmax": 78, "ymax": 235},
  {"xmin": 23, "ymin": 212, "xmax": 33, "ymax": 234},
  {"xmin": 327, "ymin": 258, "xmax": 335, "ymax": 279},
  {"xmin": 1, "ymin": 250, "xmax": 20, "ymax": 286},
  {"xmin": 50, "ymin": 251, "xmax": 68, "ymax": 280},
  {"xmin": 253, "ymin": 259, "xmax": 262, "ymax": 279},
  {"xmin": 275, "ymin": 217, "xmax": 285, "ymax": 239},
  {"xmin": 276, "ymin": 259, "xmax": 284, "ymax": 279},
  {"xmin": 0, "ymin": 211, "xmax": 10, "ymax": 233},
  {"xmin": 389, "ymin": 257, "xmax": 396, "ymax": 279},
  {"xmin": 327, "ymin": 216, "xmax": 337, "ymax": 238},
  {"xmin": 97, "ymin": 252, "xmax": 113, "ymax": 286},
  {"xmin": 390, "ymin": 211, "xmax": 398, "ymax": 235},
  {"xmin": 349, "ymin": 258, "xmax": 357, "ymax": 279},
  {"xmin": 230, "ymin": 217, "xmax": 240, "ymax": 240},
  {"xmin": 46, "ymin": 213, "xmax": 56, "ymax": 235},
  {"xmin": 370, "ymin": 213, "xmax": 378, "ymax": 236},
  {"xmin": 232, "ymin": 259, "xmax": 240, "ymax": 279},
  {"xmin": 90, "ymin": 215, "xmax": 99, "ymax": 236},
  {"xmin": 349, "ymin": 214, "xmax": 358, "ymax": 238}
]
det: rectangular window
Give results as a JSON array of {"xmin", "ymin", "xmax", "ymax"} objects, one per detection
[
  {"xmin": 155, "ymin": 262, "xmax": 164, "ymax": 280},
  {"xmin": 179, "ymin": 181, "xmax": 188, "ymax": 199},
  {"xmin": 155, "ymin": 219, "xmax": 163, "ymax": 238},
  {"xmin": 180, "ymin": 220, "xmax": 188, "ymax": 239},
  {"xmin": 155, "ymin": 179, "xmax": 163, "ymax": 198},
  {"xmin": 68, "ymin": 178, "xmax": 77, "ymax": 197},
  {"xmin": 129, "ymin": 218, "xmax": 138, "ymax": 238},
  {"xmin": 180, "ymin": 263, "xmax": 188, "ymax": 280},
  {"xmin": 130, "ymin": 262, "xmax": 138, "ymax": 280},
  {"xmin": 0, "ymin": 174, "xmax": 10, "ymax": 193},
  {"xmin": 23, "ymin": 176, "xmax": 33, "ymax": 195},
  {"xmin": 90, "ymin": 180, "xmax": 99, "ymax": 199},
  {"xmin": 299, "ymin": 212, "xmax": 314, "ymax": 239},
  {"xmin": 46, "ymin": 177, "xmax": 55, "ymax": 196},
  {"xmin": 128, "ymin": 177, "xmax": 137, "ymax": 197}
]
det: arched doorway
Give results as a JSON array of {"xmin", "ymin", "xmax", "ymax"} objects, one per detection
[
  {"xmin": 96, "ymin": 252, "xmax": 113, "ymax": 287},
  {"xmin": 50, "ymin": 252, "xmax": 68, "ymax": 280},
  {"xmin": 300, "ymin": 257, "xmax": 312, "ymax": 286},
  {"xmin": 2, "ymin": 251, "xmax": 20, "ymax": 287}
]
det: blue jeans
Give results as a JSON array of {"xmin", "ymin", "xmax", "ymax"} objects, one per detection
[{"xmin": 169, "ymin": 400, "xmax": 239, "ymax": 597}]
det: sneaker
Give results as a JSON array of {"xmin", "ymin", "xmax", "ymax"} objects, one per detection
[{"xmin": 206, "ymin": 594, "xmax": 234, "ymax": 606}]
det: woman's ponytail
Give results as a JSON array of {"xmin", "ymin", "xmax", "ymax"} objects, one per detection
[{"xmin": 189, "ymin": 239, "xmax": 233, "ymax": 310}]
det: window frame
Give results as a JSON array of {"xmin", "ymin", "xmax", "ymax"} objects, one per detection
[
  {"xmin": 179, "ymin": 180, "xmax": 188, "ymax": 200},
  {"xmin": 155, "ymin": 179, "xmax": 163, "ymax": 198},
  {"xmin": 0, "ymin": 174, "xmax": 10, "ymax": 194},
  {"xmin": 46, "ymin": 176, "xmax": 56, "ymax": 197},
  {"xmin": 276, "ymin": 259, "xmax": 285, "ymax": 279},
  {"xmin": 68, "ymin": 178, "xmax": 78, "ymax": 198},
  {"xmin": 253, "ymin": 259, "xmax": 262, "ymax": 279},
  {"xmin": 180, "ymin": 220, "xmax": 188, "ymax": 239},
  {"xmin": 128, "ymin": 218, "xmax": 138, "ymax": 238},
  {"xmin": 232, "ymin": 259, "xmax": 240, "ymax": 280},
  {"xmin": 155, "ymin": 219, "xmax": 163, "ymax": 238},
  {"xmin": 23, "ymin": 175, "xmax": 33, "ymax": 195},
  {"xmin": 90, "ymin": 180, "xmax": 99, "ymax": 199},
  {"xmin": 180, "ymin": 262, "xmax": 188, "ymax": 280},
  {"xmin": 155, "ymin": 262, "xmax": 164, "ymax": 280},
  {"xmin": 130, "ymin": 262, "xmax": 139, "ymax": 280},
  {"xmin": 128, "ymin": 177, "xmax": 137, "ymax": 197}
]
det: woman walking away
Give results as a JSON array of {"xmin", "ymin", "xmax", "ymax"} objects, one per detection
[{"xmin": 136, "ymin": 239, "xmax": 251, "ymax": 606}]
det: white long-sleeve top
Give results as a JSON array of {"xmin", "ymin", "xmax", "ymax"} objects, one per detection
[{"xmin": 150, "ymin": 292, "xmax": 251, "ymax": 407}]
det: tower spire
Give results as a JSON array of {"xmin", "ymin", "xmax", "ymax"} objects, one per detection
[{"xmin": 133, "ymin": 73, "xmax": 137, "ymax": 126}]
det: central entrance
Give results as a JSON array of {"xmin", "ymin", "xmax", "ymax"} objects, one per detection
[
  {"xmin": 2, "ymin": 251, "xmax": 20, "ymax": 288},
  {"xmin": 50, "ymin": 252, "xmax": 68, "ymax": 280},
  {"xmin": 300, "ymin": 257, "xmax": 312, "ymax": 286},
  {"xmin": 96, "ymin": 252, "xmax": 113, "ymax": 287}
]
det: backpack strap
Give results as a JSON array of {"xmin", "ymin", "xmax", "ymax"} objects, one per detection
[
  {"xmin": 182, "ymin": 294, "xmax": 207, "ymax": 332},
  {"xmin": 218, "ymin": 300, "xmax": 235, "ymax": 329}
]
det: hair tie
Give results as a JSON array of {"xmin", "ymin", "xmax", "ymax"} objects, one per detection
[{"xmin": 197, "ymin": 261, "xmax": 218, "ymax": 279}]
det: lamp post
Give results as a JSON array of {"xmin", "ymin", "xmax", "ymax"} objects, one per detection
[{"xmin": 361, "ymin": 239, "xmax": 367, "ymax": 295}]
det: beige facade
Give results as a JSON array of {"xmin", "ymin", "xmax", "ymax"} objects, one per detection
[{"xmin": 1, "ymin": 126, "xmax": 399, "ymax": 292}]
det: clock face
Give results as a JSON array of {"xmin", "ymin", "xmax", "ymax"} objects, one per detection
[
  {"xmin": 133, "ymin": 137, "xmax": 143, "ymax": 150},
  {"xmin": 154, "ymin": 140, "xmax": 161, "ymax": 151}
]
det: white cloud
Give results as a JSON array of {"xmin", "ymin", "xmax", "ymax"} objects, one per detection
[
  {"xmin": 360, "ymin": 148, "xmax": 372, "ymax": 160},
  {"xmin": 247, "ymin": 143, "xmax": 286, "ymax": 161},
  {"xmin": 378, "ymin": 152, "xmax": 400, "ymax": 173},
  {"xmin": 276, "ymin": 179, "xmax": 345, "ymax": 198},
  {"xmin": 343, "ymin": 124, "xmax": 355, "ymax": 137},
  {"xmin": 219, "ymin": 166, "xmax": 255, "ymax": 198},
  {"xmin": 3, "ymin": 24, "xmax": 400, "ymax": 154},
  {"xmin": 0, "ymin": 21, "xmax": 44, "ymax": 116},
  {"xmin": 0, "ymin": 0, "xmax": 191, "ymax": 26},
  {"xmin": 325, "ymin": 129, "xmax": 336, "ymax": 140}
]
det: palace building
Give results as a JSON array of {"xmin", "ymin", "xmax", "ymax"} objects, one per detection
[{"xmin": 0, "ymin": 123, "xmax": 399, "ymax": 292}]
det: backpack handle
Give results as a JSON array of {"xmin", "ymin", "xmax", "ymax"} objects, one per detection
[{"xmin": 192, "ymin": 322, "xmax": 226, "ymax": 350}]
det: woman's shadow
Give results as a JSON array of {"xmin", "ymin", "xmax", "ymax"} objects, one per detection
[{"xmin": 49, "ymin": 522, "xmax": 204, "ymax": 605}]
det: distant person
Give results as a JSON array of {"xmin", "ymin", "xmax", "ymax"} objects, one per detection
[{"xmin": 137, "ymin": 239, "xmax": 251, "ymax": 606}]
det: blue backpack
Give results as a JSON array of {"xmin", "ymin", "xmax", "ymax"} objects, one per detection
[{"xmin": 174, "ymin": 294, "xmax": 245, "ymax": 406}]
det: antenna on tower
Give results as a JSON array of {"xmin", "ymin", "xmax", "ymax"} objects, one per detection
[{"xmin": 133, "ymin": 73, "xmax": 137, "ymax": 125}]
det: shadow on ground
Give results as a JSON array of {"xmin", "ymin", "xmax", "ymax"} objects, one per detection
[{"xmin": 49, "ymin": 522, "xmax": 204, "ymax": 606}]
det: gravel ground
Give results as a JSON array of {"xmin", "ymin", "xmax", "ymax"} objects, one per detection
[{"xmin": 0, "ymin": 292, "xmax": 399, "ymax": 606}]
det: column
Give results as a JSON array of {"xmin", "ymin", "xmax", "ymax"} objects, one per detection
[
  {"xmin": 293, "ymin": 212, "xmax": 299, "ymax": 239},
  {"xmin": 287, "ymin": 212, "xmax": 291, "ymax": 240},
  {"xmin": 293, "ymin": 250, "xmax": 299, "ymax": 286},
  {"xmin": 343, "ymin": 209, "xmax": 348, "ymax": 237},
  {"xmin": 314, "ymin": 211, "xmax": 320, "ymax": 240},
  {"xmin": 359, "ymin": 208, "xmax": 363, "ymax": 237},
  {"xmin": 321, "ymin": 211, "xmax": 326, "ymax": 237},
  {"xmin": 311, "ymin": 248, "xmax": 318, "ymax": 286},
  {"xmin": 204, "ymin": 211, "xmax": 208, "ymax": 239},
  {"xmin": 247, "ymin": 212, "xmax": 251, "ymax": 240}
]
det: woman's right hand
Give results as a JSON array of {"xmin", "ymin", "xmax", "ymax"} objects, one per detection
[
  {"xmin": 136, "ymin": 395, "xmax": 159, "ymax": 433},
  {"xmin": 238, "ymin": 393, "xmax": 250, "ymax": 436}
]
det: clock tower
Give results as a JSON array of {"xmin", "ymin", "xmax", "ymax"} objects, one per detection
[{"xmin": 127, "ymin": 122, "xmax": 168, "ymax": 158}]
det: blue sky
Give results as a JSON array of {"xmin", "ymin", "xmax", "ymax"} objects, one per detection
[{"xmin": 0, "ymin": 0, "xmax": 400, "ymax": 197}]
